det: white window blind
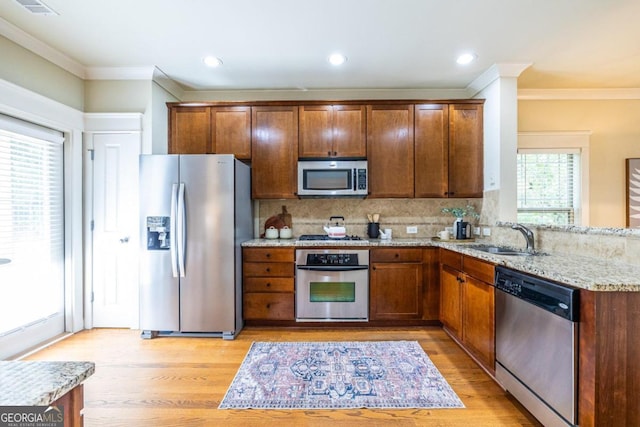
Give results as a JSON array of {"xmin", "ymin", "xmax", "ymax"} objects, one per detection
[
  {"xmin": 0, "ymin": 114, "xmax": 65, "ymax": 358},
  {"xmin": 517, "ymin": 148, "xmax": 580, "ymax": 225}
]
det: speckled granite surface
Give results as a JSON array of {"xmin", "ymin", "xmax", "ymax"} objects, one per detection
[
  {"xmin": 242, "ymin": 238, "xmax": 640, "ymax": 291},
  {"xmin": 0, "ymin": 361, "xmax": 95, "ymax": 405}
]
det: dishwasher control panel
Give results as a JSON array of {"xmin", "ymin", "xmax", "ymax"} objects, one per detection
[{"xmin": 495, "ymin": 266, "xmax": 579, "ymax": 321}]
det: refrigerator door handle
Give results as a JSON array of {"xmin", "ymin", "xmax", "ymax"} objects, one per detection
[
  {"xmin": 170, "ymin": 183, "xmax": 179, "ymax": 278},
  {"xmin": 177, "ymin": 182, "xmax": 186, "ymax": 278}
]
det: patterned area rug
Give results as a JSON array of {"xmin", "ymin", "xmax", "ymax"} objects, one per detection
[{"xmin": 219, "ymin": 341, "xmax": 464, "ymax": 409}]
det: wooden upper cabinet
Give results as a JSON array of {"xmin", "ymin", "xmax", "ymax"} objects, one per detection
[
  {"xmin": 211, "ymin": 106, "xmax": 251, "ymax": 160},
  {"xmin": 298, "ymin": 104, "xmax": 366, "ymax": 158},
  {"xmin": 448, "ymin": 104, "xmax": 483, "ymax": 198},
  {"xmin": 251, "ymin": 106, "xmax": 298, "ymax": 199},
  {"xmin": 366, "ymin": 104, "xmax": 414, "ymax": 198},
  {"xmin": 415, "ymin": 104, "xmax": 449, "ymax": 198},
  {"xmin": 169, "ymin": 106, "xmax": 211, "ymax": 154}
]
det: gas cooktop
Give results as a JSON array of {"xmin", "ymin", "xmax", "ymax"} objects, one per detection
[{"xmin": 297, "ymin": 234, "xmax": 365, "ymax": 241}]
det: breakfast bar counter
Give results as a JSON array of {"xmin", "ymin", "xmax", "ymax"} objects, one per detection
[{"xmin": 0, "ymin": 361, "xmax": 95, "ymax": 426}]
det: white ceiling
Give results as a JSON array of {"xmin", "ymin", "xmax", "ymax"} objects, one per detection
[{"xmin": 1, "ymin": 0, "xmax": 640, "ymax": 92}]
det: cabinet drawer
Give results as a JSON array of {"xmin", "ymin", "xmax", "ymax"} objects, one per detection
[
  {"xmin": 463, "ymin": 256, "xmax": 495, "ymax": 284},
  {"xmin": 440, "ymin": 249, "xmax": 463, "ymax": 270},
  {"xmin": 243, "ymin": 293, "xmax": 294, "ymax": 320},
  {"xmin": 244, "ymin": 262, "xmax": 294, "ymax": 277},
  {"xmin": 243, "ymin": 248, "xmax": 294, "ymax": 263},
  {"xmin": 244, "ymin": 277, "xmax": 294, "ymax": 292},
  {"xmin": 371, "ymin": 248, "xmax": 422, "ymax": 263}
]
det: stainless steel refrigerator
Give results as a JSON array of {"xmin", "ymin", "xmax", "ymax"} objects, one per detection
[{"xmin": 138, "ymin": 154, "xmax": 252, "ymax": 339}]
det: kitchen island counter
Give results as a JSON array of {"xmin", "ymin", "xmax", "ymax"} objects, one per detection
[
  {"xmin": 0, "ymin": 360, "xmax": 94, "ymax": 406},
  {"xmin": 242, "ymin": 238, "xmax": 640, "ymax": 291}
]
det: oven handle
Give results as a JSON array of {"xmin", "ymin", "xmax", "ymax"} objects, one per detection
[{"xmin": 296, "ymin": 265, "xmax": 369, "ymax": 272}]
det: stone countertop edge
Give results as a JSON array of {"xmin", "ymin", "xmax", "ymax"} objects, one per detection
[
  {"xmin": 241, "ymin": 238, "xmax": 640, "ymax": 292},
  {"xmin": 0, "ymin": 361, "xmax": 95, "ymax": 406}
]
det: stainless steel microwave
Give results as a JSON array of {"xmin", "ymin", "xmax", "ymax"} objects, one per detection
[{"xmin": 297, "ymin": 160, "xmax": 368, "ymax": 197}]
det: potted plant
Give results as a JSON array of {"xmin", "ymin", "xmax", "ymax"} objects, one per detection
[{"xmin": 441, "ymin": 204, "xmax": 480, "ymax": 232}]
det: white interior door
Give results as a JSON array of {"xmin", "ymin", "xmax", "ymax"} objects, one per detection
[{"xmin": 92, "ymin": 133, "xmax": 140, "ymax": 327}]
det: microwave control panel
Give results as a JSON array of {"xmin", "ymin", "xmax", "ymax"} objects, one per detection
[{"xmin": 356, "ymin": 168, "xmax": 367, "ymax": 190}]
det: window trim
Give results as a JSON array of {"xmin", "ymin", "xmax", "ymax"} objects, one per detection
[{"xmin": 518, "ymin": 132, "xmax": 590, "ymax": 226}]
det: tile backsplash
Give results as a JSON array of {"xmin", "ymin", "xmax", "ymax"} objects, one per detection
[{"xmin": 257, "ymin": 198, "xmax": 485, "ymax": 239}]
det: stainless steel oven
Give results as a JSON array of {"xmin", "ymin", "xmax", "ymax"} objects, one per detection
[{"xmin": 295, "ymin": 249, "xmax": 369, "ymax": 321}]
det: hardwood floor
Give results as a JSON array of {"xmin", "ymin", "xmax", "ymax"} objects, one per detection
[{"xmin": 25, "ymin": 327, "xmax": 540, "ymax": 426}]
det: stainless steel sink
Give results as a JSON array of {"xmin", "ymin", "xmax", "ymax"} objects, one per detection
[{"xmin": 470, "ymin": 244, "xmax": 541, "ymax": 256}]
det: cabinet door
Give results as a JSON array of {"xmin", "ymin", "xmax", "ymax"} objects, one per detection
[
  {"xmin": 422, "ymin": 248, "xmax": 440, "ymax": 321},
  {"xmin": 462, "ymin": 275, "xmax": 495, "ymax": 370},
  {"xmin": 367, "ymin": 104, "xmax": 415, "ymax": 197},
  {"xmin": 415, "ymin": 104, "xmax": 449, "ymax": 198},
  {"xmin": 448, "ymin": 104, "xmax": 483, "ymax": 198},
  {"xmin": 298, "ymin": 105, "xmax": 333, "ymax": 158},
  {"xmin": 333, "ymin": 105, "xmax": 366, "ymax": 158},
  {"xmin": 211, "ymin": 106, "xmax": 251, "ymax": 159},
  {"xmin": 251, "ymin": 106, "xmax": 298, "ymax": 199},
  {"xmin": 370, "ymin": 262, "xmax": 422, "ymax": 320},
  {"xmin": 169, "ymin": 106, "xmax": 211, "ymax": 154},
  {"xmin": 440, "ymin": 264, "xmax": 462, "ymax": 338}
]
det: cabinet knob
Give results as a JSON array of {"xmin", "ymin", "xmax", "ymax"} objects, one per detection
[
  {"xmin": 266, "ymin": 267, "xmax": 271, "ymax": 273},
  {"xmin": 266, "ymin": 304, "xmax": 271, "ymax": 309},
  {"xmin": 333, "ymin": 151, "xmax": 337, "ymax": 156},
  {"xmin": 266, "ymin": 282, "xmax": 271, "ymax": 287},
  {"xmin": 327, "ymin": 151, "xmax": 331, "ymax": 156},
  {"xmin": 372, "ymin": 266, "xmax": 377, "ymax": 271},
  {"xmin": 266, "ymin": 253, "xmax": 271, "ymax": 258},
  {"xmin": 395, "ymin": 253, "xmax": 400, "ymax": 258}
]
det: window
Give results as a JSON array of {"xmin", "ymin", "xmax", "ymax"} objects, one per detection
[
  {"xmin": 0, "ymin": 114, "xmax": 65, "ymax": 359},
  {"xmin": 517, "ymin": 149, "xmax": 580, "ymax": 225}
]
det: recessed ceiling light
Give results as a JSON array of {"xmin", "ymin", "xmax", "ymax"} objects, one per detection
[
  {"xmin": 203, "ymin": 56, "xmax": 223, "ymax": 68},
  {"xmin": 456, "ymin": 53, "xmax": 477, "ymax": 65},
  {"xmin": 328, "ymin": 53, "xmax": 347, "ymax": 66}
]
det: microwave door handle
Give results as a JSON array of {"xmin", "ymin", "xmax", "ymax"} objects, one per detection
[{"xmin": 353, "ymin": 168, "xmax": 356, "ymax": 191}]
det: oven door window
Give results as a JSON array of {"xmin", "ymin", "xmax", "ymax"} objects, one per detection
[
  {"xmin": 303, "ymin": 169, "xmax": 352, "ymax": 190},
  {"xmin": 309, "ymin": 281, "xmax": 355, "ymax": 302}
]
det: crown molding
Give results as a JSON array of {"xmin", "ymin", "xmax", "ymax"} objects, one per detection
[
  {"xmin": 84, "ymin": 66, "xmax": 155, "ymax": 80},
  {"xmin": 152, "ymin": 67, "xmax": 185, "ymax": 100},
  {"xmin": 518, "ymin": 88, "xmax": 640, "ymax": 100},
  {"xmin": 0, "ymin": 16, "xmax": 86, "ymax": 78},
  {"xmin": 467, "ymin": 63, "xmax": 532, "ymax": 96}
]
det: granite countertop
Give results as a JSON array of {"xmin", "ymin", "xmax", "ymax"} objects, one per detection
[
  {"xmin": 242, "ymin": 238, "xmax": 640, "ymax": 292},
  {"xmin": 0, "ymin": 361, "xmax": 95, "ymax": 406}
]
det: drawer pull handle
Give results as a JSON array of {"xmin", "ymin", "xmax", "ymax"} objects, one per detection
[
  {"xmin": 266, "ymin": 304, "xmax": 271, "ymax": 309},
  {"xmin": 266, "ymin": 282, "xmax": 271, "ymax": 287},
  {"xmin": 266, "ymin": 253, "xmax": 271, "ymax": 258},
  {"xmin": 266, "ymin": 268, "xmax": 271, "ymax": 273},
  {"xmin": 395, "ymin": 253, "xmax": 400, "ymax": 258}
]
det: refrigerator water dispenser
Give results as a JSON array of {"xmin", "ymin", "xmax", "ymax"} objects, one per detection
[{"xmin": 146, "ymin": 216, "xmax": 170, "ymax": 250}]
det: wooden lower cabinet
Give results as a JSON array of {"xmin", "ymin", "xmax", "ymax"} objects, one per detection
[
  {"xmin": 370, "ymin": 248, "xmax": 439, "ymax": 321},
  {"xmin": 440, "ymin": 249, "xmax": 495, "ymax": 372},
  {"xmin": 242, "ymin": 248, "xmax": 294, "ymax": 321}
]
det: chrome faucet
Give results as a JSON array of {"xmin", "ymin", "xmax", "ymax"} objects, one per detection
[{"xmin": 511, "ymin": 224, "xmax": 535, "ymax": 253}]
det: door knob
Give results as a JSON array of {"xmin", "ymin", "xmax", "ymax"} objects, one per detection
[{"xmin": 120, "ymin": 236, "xmax": 130, "ymax": 243}]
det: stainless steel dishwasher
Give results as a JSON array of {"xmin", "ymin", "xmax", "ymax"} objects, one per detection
[{"xmin": 494, "ymin": 266, "xmax": 579, "ymax": 427}]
